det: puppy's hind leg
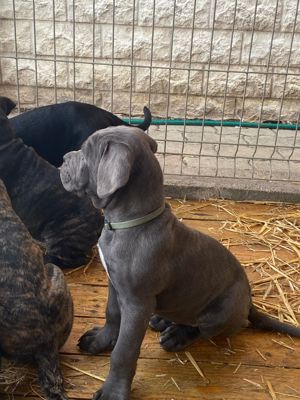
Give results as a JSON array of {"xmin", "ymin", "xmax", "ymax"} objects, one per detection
[
  {"xmin": 159, "ymin": 297, "xmax": 244, "ymax": 353},
  {"xmin": 149, "ymin": 315, "xmax": 172, "ymax": 332},
  {"xmin": 160, "ymin": 324, "xmax": 201, "ymax": 352},
  {"xmin": 35, "ymin": 350, "xmax": 68, "ymax": 400},
  {"xmin": 160, "ymin": 282, "xmax": 250, "ymax": 352},
  {"xmin": 196, "ymin": 284, "xmax": 250, "ymax": 341}
]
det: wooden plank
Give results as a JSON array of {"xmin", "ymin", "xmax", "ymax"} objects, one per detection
[
  {"xmin": 184, "ymin": 220, "xmax": 297, "ymax": 262},
  {"xmin": 69, "ymin": 284, "xmax": 107, "ymax": 318},
  {"xmin": 169, "ymin": 198, "xmax": 300, "ymax": 222},
  {"xmin": 3, "ymin": 354, "xmax": 300, "ymax": 400},
  {"xmin": 62, "ymin": 316, "xmax": 300, "ymax": 369},
  {"xmin": 65, "ymin": 262, "xmax": 107, "ymax": 286}
]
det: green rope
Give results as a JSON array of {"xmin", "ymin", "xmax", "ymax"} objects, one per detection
[{"xmin": 124, "ymin": 118, "xmax": 300, "ymax": 130}]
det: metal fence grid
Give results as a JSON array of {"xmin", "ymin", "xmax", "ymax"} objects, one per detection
[{"xmin": 1, "ymin": 0, "xmax": 300, "ymax": 187}]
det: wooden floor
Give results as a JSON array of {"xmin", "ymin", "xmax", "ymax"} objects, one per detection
[{"xmin": 2, "ymin": 198, "xmax": 300, "ymax": 400}]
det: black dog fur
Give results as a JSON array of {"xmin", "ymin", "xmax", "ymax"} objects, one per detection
[{"xmin": 9, "ymin": 99, "xmax": 151, "ymax": 166}]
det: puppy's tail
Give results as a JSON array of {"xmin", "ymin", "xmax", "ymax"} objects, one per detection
[
  {"xmin": 136, "ymin": 106, "xmax": 152, "ymax": 131},
  {"xmin": 249, "ymin": 305, "xmax": 300, "ymax": 337}
]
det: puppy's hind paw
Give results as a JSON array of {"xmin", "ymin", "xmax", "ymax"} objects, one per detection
[
  {"xmin": 78, "ymin": 326, "xmax": 118, "ymax": 354},
  {"xmin": 149, "ymin": 315, "xmax": 172, "ymax": 332},
  {"xmin": 160, "ymin": 324, "xmax": 200, "ymax": 352}
]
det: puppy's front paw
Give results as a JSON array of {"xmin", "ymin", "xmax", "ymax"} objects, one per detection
[
  {"xmin": 78, "ymin": 326, "xmax": 118, "ymax": 354},
  {"xmin": 160, "ymin": 324, "xmax": 200, "ymax": 352},
  {"xmin": 93, "ymin": 385, "xmax": 129, "ymax": 400},
  {"xmin": 149, "ymin": 315, "xmax": 172, "ymax": 332}
]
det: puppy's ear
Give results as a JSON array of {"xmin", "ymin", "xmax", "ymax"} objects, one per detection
[
  {"xmin": 96, "ymin": 142, "xmax": 133, "ymax": 198},
  {"xmin": 0, "ymin": 97, "xmax": 16, "ymax": 116}
]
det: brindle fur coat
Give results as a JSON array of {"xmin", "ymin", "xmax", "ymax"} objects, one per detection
[
  {"xmin": 0, "ymin": 98, "xmax": 103, "ymax": 268},
  {"xmin": 0, "ymin": 178, "xmax": 73, "ymax": 400}
]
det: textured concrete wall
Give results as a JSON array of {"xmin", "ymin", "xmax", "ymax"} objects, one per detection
[{"xmin": 1, "ymin": 0, "xmax": 300, "ymax": 120}]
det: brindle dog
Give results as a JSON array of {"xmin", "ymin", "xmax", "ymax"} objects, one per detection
[
  {"xmin": 0, "ymin": 97, "xmax": 103, "ymax": 268},
  {"xmin": 0, "ymin": 178, "xmax": 73, "ymax": 400}
]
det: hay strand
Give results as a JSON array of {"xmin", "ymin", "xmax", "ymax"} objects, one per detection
[
  {"xmin": 243, "ymin": 378, "xmax": 263, "ymax": 389},
  {"xmin": 266, "ymin": 380, "xmax": 277, "ymax": 400},
  {"xmin": 60, "ymin": 361, "xmax": 105, "ymax": 382},
  {"xmin": 185, "ymin": 352, "xmax": 208, "ymax": 382}
]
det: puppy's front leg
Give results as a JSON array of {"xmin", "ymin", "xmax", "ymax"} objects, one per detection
[
  {"xmin": 93, "ymin": 297, "xmax": 155, "ymax": 400},
  {"xmin": 79, "ymin": 281, "xmax": 121, "ymax": 354},
  {"xmin": 35, "ymin": 349, "xmax": 68, "ymax": 400}
]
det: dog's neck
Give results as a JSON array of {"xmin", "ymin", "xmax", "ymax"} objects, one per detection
[
  {"xmin": 0, "ymin": 139, "xmax": 24, "ymax": 182},
  {"xmin": 101, "ymin": 156, "xmax": 164, "ymax": 224},
  {"xmin": 103, "ymin": 182, "xmax": 164, "ymax": 224}
]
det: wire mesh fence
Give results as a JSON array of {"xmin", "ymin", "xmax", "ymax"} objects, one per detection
[{"xmin": 0, "ymin": 0, "xmax": 300, "ymax": 187}]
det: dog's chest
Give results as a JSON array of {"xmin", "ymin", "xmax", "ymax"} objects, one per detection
[{"xmin": 97, "ymin": 243, "xmax": 112, "ymax": 282}]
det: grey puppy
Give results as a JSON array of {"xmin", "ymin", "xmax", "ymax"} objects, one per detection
[
  {"xmin": 60, "ymin": 126, "xmax": 300, "ymax": 400},
  {"xmin": 0, "ymin": 178, "xmax": 73, "ymax": 400},
  {"xmin": 0, "ymin": 97, "xmax": 103, "ymax": 268}
]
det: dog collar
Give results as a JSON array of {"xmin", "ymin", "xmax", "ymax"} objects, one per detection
[{"xmin": 104, "ymin": 203, "xmax": 166, "ymax": 230}]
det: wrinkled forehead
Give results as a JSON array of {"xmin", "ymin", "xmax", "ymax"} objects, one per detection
[
  {"xmin": 63, "ymin": 150, "xmax": 81, "ymax": 161},
  {"xmin": 94, "ymin": 125, "xmax": 142, "ymax": 137},
  {"xmin": 83, "ymin": 125, "xmax": 146, "ymax": 152}
]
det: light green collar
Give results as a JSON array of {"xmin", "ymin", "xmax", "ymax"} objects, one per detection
[{"xmin": 104, "ymin": 203, "xmax": 166, "ymax": 230}]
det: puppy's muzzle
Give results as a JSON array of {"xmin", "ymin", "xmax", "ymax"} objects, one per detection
[{"xmin": 59, "ymin": 161, "xmax": 73, "ymax": 188}]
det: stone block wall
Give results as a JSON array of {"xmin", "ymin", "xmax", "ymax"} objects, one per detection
[{"xmin": 0, "ymin": 0, "xmax": 300, "ymax": 121}]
